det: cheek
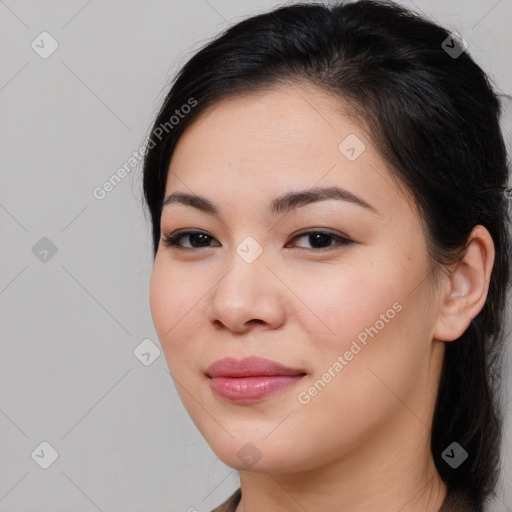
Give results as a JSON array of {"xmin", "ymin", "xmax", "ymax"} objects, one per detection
[
  {"xmin": 149, "ymin": 260, "xmax": 171, "ymax": 340},
  {"xmin": 294, "ymin": 257, "xmax": 432, "ymax": 410},
  {"xmin": 149, "ymin": 260, "xmax": 192, "ymax": 352},
  {"xmin": 294, "ymin": 265, "xmax": 400, "ymax": 357},
  {"xmin": 296, "ymin": 266, "xmax": 435, "ymax": 420},
  {"xmin": 149, "ymin": 258, "xmax": 215, "ymax": 386}
]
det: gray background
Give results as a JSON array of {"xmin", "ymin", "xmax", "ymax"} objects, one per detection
[{"xmin": 0, "ymin": 0, "xmax": 511, "ymax": 511}]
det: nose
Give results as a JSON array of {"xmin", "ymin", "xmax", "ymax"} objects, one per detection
[{"xmin": 205, "ymin": 248, "xmax": 286, "ymax": 334}]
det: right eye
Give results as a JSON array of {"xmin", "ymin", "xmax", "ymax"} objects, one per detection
[{"xmin": 162, "ymin": 230, "xmax": 219, "ymax": 250}]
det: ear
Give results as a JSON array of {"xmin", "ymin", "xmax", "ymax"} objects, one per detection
[{"xmin": 433, "ymin": 225, "xmax": 495, "ymax": 342}]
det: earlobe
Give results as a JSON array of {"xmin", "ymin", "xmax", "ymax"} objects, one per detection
[{"xmin": 433, "ymin": 225, "xmax": 495, "ymax": 342}]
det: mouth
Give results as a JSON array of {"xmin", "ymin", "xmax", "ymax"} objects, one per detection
[{"xmin": 205, "ymin": 356, "xmax": 307, "ymax": 403}]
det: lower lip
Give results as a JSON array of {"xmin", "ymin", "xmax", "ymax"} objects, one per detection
[{"xmin": 209, "ymin": 375, "xmax": 305, "ymax": 403}]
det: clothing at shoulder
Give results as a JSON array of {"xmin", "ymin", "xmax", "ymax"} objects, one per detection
[{"xmin": 210, "ymin": 488, "xmax": 241, "ymax": 512}]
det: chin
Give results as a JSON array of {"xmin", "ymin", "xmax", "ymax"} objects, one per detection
[{"xmin": 203, "ymin": 432, "xmax": 312, "ymax": 474}]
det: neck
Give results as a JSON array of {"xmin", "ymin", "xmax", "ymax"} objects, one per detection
[{"xmin": 235, "ymin": 413, "xmax": 447, "ymax": 512}]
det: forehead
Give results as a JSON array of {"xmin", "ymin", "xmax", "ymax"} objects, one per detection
[
  {"xmin": 165, "ymin": 84, "xmax": 409, "ymax": 216},
  {"xmin": 170, "ymin": 83, "xmax": 357, "ymax": 168}
]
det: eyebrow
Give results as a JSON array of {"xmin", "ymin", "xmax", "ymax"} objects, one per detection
[{"xmin": 162, "ymin": 186, "xmax": 378, "ymax": 216}]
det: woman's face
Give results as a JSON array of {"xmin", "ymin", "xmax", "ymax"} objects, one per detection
[{"xmin": 149, "ymin": 83, "xmax": 446, "ymax": 473}]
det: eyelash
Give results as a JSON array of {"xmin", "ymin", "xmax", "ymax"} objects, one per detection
[{"xmin": 161, "ymin": 229, "xmax": 354, "ymax": 252}]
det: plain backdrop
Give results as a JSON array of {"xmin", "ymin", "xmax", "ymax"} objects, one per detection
[{"xmin": 1, "ymin": 1, "xmax": 511, "ymax": 511}]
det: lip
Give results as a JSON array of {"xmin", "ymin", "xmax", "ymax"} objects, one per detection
[
  {"xmin": 206, "ymin": 357, "xmax": 307, "ymax": 403},
  {"xmin": 206, "ymin": 356, "xmax": 306, "ymax": 378}
]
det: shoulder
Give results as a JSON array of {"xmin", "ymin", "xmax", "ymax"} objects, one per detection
[{"xmin": 210, "ymin": 488, "xmax": 242, "ymax": 512}]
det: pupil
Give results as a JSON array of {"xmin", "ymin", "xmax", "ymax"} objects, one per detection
[
  {"xmin": 310, "ymin": 233, "xmax": 331, "ymax": 248},
  {"xmin": 191, "ymin": 233, "xmax": 209, "ymax": 247}
]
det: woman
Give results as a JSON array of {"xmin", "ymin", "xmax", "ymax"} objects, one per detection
[{"xmin": 142, "ymin": 1, "xmax": 511, "ymax": 510}]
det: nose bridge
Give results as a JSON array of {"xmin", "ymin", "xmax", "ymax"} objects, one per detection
[
  {"xmin": 217, "ymin": 234, "xmax": 270, "ymax": 306},
  {"xmin": 207, "ymin": 234, "xmax": 285, "ymax": 330}
]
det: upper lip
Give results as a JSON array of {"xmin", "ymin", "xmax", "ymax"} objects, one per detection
[{"xmin": 206, "ymin": 356, "xmax": 307, "ymax": 378}]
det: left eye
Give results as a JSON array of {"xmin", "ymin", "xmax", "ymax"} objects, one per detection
[
  {"xmin": 161, "ymin": 230, "xmax": 353, "ymax": 251},
  {"xmin": 288, "ymin": 230, "xmax": 353, "ymax": 250}
]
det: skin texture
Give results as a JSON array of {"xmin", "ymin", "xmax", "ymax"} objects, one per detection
[{"xmin": 149, "ymin": 83, "xmax": 495, "ymax": 512}]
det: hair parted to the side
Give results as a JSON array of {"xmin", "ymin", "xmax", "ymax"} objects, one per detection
[{"xmin": 142, "ymin": 1, "xmax": 512, "ymax": 509}]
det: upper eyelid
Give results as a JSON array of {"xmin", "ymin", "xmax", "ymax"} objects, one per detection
[
  {"xmin": 163, "ymin": 228, "xmax": 353, "ymax": 248},
  {"xmin": 165, "ymin": 228, "xmax": 348, "ymax": 239}
]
